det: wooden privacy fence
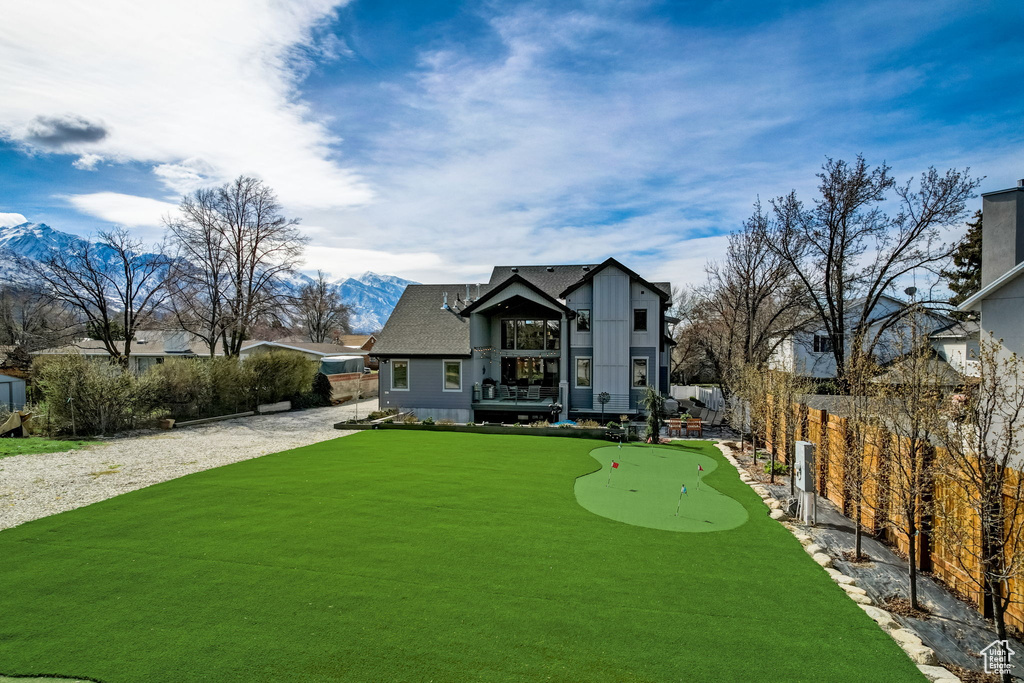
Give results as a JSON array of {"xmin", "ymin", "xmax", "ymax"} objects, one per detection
[{"xmin": 765, "ymin": 395, "xmax": 1024, "ymax": 632}]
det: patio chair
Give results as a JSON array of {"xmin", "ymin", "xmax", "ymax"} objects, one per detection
[
  {"xmin": 666, "ymin": 418, "xmax": 683, "ymax": 437},
  {"xmin": 686, "ymin": 418, "xmax": 703, "ymax": 438},
  {"xmin": 498, "ymin": 384, "xmax": 511, "ymax": 400},
  {"xmin": 527, "ymin": 385, "xmax": 541, "ymax": 401}
]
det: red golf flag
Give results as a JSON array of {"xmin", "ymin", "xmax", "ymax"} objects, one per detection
[
  {"xmin": 612, "ymin": 461, "xmax": 620, "ymax": 469},
  {"xmin": 698, "ymin": 464, "xmax": 704, "ymax": 471}
]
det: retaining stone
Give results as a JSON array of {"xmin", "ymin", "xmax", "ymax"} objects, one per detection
[
  {"xmin": 916, "ymin": 665, "xmax": 958, "ymax": 682},
  {"xmin": 805, "ymin": 544, "xmax": 823, "ymax": 556},
  {"xmin": 812, "ymin": 553, "xmax": 833, "ymax": 568},
  {"xmin": 890, "ymin": 629, "xmax": 923, "ymax": 648},
  {"xmin": 860, "ymin": 605, "xmax": 899, "ymax": 631},
  {"xmin": 841, "ymin": 584, "xmax": 868, "ymax": 596},
  {"xmin": 848, "ymin": 593, "xmax": 873, "ymax": 605},
  {"xmin": 769, "ymin": 509, "xmax": 785, "ymax": 520},
  {"xmin": 904, "ymin": 645, "xmax": 938, "ymax": 666}
]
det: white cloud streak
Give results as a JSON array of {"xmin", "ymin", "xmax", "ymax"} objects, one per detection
[
  {"xmin": 0, "ymin": 0, "xmax": 370, "ymax": 210},
  {"xmin": 65, "ymin": 192, "xmax": 179, "ymax": 228}
]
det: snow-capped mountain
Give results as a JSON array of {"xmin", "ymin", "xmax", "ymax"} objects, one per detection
[
  {"xmin": 0, "ymin": 221, "xmax": 414, "ymax": 334},
  {"xmin": 337, "ymin": 272, "xmax": 417, "ymax": 333}
]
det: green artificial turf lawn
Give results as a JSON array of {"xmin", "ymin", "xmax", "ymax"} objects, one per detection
[
  {"xmin": 0, "ymin": 432, "xmax": 925, "ymax": 682},
  {"xmin": 575, "ymin": 443, "xmax": 748, "ymax": 532},
  {"xmin": 0, "ymin": 437, "xmax": 92, "ymax": 459}
]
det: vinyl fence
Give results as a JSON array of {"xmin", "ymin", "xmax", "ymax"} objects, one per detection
[{"xmin": 670, "ymin": 385, "xmax": 725, "ymax": 410}]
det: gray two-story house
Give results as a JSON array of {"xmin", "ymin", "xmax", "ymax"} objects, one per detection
[{"xmin": 372, "ymin": 258, "xmax": 674, "ymax": 423}]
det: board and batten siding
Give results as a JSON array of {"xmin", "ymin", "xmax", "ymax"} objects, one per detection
[
  {"xmin": 569, "ymin": 346, "xmax": 594, "ymax": 410},
  {"xmin": 591, "ymin": 266, "xmax": 630, "ymax": 399},
  {"xmin": 378, "ymin": 358, "xmax": 472, "ymax": 422}
]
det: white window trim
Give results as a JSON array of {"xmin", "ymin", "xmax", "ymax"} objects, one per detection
[
  {"xmin": 391, "ymin": 358, "xmax": 410, "ymax": 391},
  {"xmin": 442, "ymin": 359, "xmax": 462, "ymax": 392},
  {"xmin": 631, "ymin": 356, "xmax": 649, "ymax": 388},
  {"xmin": 575, "ymin": 356, "xmax": 592, "ymax": 389}
]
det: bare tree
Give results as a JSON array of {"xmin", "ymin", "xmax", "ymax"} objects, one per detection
[
  {"xmin": 763, "ymin": 157, "xmax": 979, "ymax": 388},
  {"xmin": 877, "ymin": 317, "xmax": 947, "ymax": 608},
  {"xmin": 295, "ymin": 271, "xmax": 350, "ymax": 343},
  {"xmin": 34, "ymin": 228, "xmax": 170, "ymax": 366},
  {"xmin": 166, "ymin": 175, "xmax": 307, "ymax": 357},
  {"xmin": 0, "ymin": 284, "xmax": 79, "ymax": 351},
  {"xmin": 764, "ymin": 368, "xmax": 813, "ymax": 491},
  {"xmin": 691, "ymin": 202, "xmax": 809, "ymax": 399},
  {"xmin": 936, "ymin": 338, "xmax": 1024, "ymax": 681}
]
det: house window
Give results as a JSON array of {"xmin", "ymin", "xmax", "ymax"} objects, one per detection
[
  {"xmin": 576, "ymin": 309, "xmax": 591, "ymax": 332},
  {"xmin": 500, "ymin": 319, "xmax": 561, "ymax": 350},
  {"xmin": 443, "ymin": 360, "xmax": 461, "ymax": 391},
  {"xmin": 392, "ymin": 359, "xmax": 409, "ymax": 390},
  {"xmin": 813, "ymin": 334, "xmax": 833, "ymax": 353},
  {"xmin": 576, "ymin": 357, "xmax": 592, "ymax": 388},
  {"xmin": 632, "ymin": 357, "xmax": 648, "ymax": 387},
  {"xmin": 545, "ymin": 320, "xmax": 561, "ymax": 350},
  {"xmin": 633, "ymin": 308, "xmax": 648, "ymax": 332}
]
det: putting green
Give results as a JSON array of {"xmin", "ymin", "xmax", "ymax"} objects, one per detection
[{"xmin": 575, "ymin": 443, "xmax": 750, "ymax": 532}]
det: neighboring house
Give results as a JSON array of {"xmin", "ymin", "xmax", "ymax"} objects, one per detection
[
  {"xmin": 33, "ymin": 330, "xmax": 206, "ymax": 373},
  {"xmin": 770, "ymin": 296, "xmax": 952, "ymax": 378},
  {"xmin": 372, "ymin": 258, "xmax": 674, "ymax": 423},
  {"xmin": 929, "ymin": 319, "xmax": 980, "ymax": 377},
  {"xmin": 239, "ymin": 340, "xmax": 370, "ymax": 364},
  {"xmin": 336, "ymin": 334, "xmax": 376, "ymax": 351},
  {"xmin": 959, "ymin": 180, "xmax": 1024, "ymax": 360}
]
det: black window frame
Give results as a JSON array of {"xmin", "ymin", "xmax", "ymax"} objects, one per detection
[
  {"xmin": 633, "ymin": 308, "xmax": 648, "ymax": 332},
  {"xmin": 576, "ymin": 309, "xmax": 590, "ymax": 332}
]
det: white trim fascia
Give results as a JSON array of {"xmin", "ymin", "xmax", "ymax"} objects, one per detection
[{"xmin": 958, "ymin": 260, "xmax": 1024, "ymax": 312}]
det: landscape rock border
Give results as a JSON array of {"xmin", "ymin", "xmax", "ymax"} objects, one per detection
[{"xmin": 714, "ymin": 442, "xmax": 962, "ymax": 682}]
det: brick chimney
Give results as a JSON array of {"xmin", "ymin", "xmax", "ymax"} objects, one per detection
[{"xmin": 981, "ymin": 179, "xmax": 1024, "ymax": 288}]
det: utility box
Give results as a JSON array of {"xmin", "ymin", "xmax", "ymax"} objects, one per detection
[{"xmin": 794, "ymin": 441, "xmax": 816, "ymax": 493}]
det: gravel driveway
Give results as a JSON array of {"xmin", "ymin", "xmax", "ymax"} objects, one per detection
[{"xmin": 0, "ymin": 398, "xmax": 378, "ymax": 532}]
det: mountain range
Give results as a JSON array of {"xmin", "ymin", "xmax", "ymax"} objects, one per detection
[{"xmin": 0, "ymin": 220, "xmax": 414, "ymax": 333}]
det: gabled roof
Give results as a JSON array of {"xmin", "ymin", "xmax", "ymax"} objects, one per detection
[
  {"xmin": 488, "ymin": 264, "xmax": 599, "ymax": 299},
  {"xmin": 929, "ymin": 319, "xmax": 979, "ymax": 340},
  {"xmin": 240, "ymin": 340, "xmax": 367, "ymax": 357},
  {"xmin": 958, "ymin": 260, "xmax": 1024, "ymax": 312},
  {"xmin": 558, "ymin": 257, "xmax": 671, "ymax": 300},
  {"xmin": 459, "ymin": 273, "xmax": 575, "ymax": 317},
  {"xmin": 371, "ymin": 284, "xmax": 477, "ymax": 357}
]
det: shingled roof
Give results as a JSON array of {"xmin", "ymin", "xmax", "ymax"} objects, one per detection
[
  {"xmin": 371, "ymin": 284, "xmax": 481, "ymax": 357},
  {"xmin": 374, "ymin": 260, "xmax": 673, "ymax": 357}
]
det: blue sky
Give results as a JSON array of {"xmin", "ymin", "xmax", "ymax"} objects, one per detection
[{"xmin": 1, "ymin": 0, "xmax": 1022, "ymax": 286}]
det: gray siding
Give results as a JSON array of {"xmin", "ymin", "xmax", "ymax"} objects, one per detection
[
  {"xmin": 378, "ymin": 358, "xmax": 472, "ymax": 413},
  {"xmin": 569, "ymin": 346, "xmax": 593, "ymax": 410},
  {"xmin": 592, "ymin": 266, "xmax": 630, "ymax": 398}
]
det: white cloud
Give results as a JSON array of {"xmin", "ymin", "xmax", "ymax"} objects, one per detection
[
  {"xmin": 72, "ymin": 154, "xmax": 104, "ymax": 171},
  {"xmin": 0, "ymin": 0, "xmax": 370, "ymax": 209},
  {"xmin": 65, "ymin": 192, "xmax": 179, "ymax": 227},
  {"xmin": 303, "ymin": 244, "xmax": 490, "ymax": 284},
  {"xmin": 0, "ymin": 212, "xmax": 28, "ymax": 227}
]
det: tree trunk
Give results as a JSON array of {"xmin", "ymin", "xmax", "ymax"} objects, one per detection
[
  {"xmin": 990, "ymin": 575, "xmax": 1011, "ymax": 683},
  {"xmin": 855, "ymin": 500, "xmax": 863, "ymax": 560},
  {"xmin": 908, "ymin": 518, "xmax": 918, "ymax": 611}
]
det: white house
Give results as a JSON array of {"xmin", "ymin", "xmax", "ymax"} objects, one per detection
[{"xmin": 770, "ymin": 296, "xmax": 951, "ymax": 378}]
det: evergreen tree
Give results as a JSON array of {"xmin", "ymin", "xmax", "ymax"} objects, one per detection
[{"xmin": 941, "ymin": 209, "xmax": 982, "ymax": 317}]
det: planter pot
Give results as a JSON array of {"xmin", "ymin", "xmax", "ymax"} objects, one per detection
[{"xmin": 159, "ymin": 418, "xmax": 175, "ymax": 430}]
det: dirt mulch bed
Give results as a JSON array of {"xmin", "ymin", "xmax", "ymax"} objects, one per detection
[
  {"xmin": 945, "ymin": 663, "xmax": 1001, "ymax": 683},
  {"xmin": 841, "ymin": 550, "xmax": 874, "ymax": 566},
  {"xmin": 882, "ymin": 595, "xmax": 931, "ymax": 620}
]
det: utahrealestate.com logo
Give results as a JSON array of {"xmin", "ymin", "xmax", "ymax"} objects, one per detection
[{"xmin": 981, "ymin": 639, "xmax": 1015, "ymax": 675}]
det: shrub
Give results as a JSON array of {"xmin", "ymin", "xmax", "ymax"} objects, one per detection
[
  {"xmin": 367, "ymin": 408, "xmax": 398, "ymax": 421},
  {"xmin": 575, "ymin": 419, "xmax": 600, "ymax": 428},
  {"xmin": 764, "ymin": 460, "xmax": 789, "ymax": 475},
  {"xmin": 208, "ymin": 356, "xmax": 252, "ymax": 415},
  {"xmin": 311, "ymin": 372, "xmax": 334, "ymax": 406},
  {"xmin": 437, "ymin": 418, "xmax": 455, "ymax": 426},
  {"xmin": 421, "ymin": 416, "xmax": 435, "ymax": 425},
  {"xmin": 529, "ymin": 420, "xmax": 549, "ymax": 428},
  {"xmin": 142, "ymin": 358, "xmax": 210, "ymax": 419},
  {"xmin": 247, "ymin": 351, "xmax": 317, "ymax": 405},
  {"xmin": 33, "ymin": 355, "xmax": 151, "ymax": 435},
  {"xmin": 512, "ymin": 422, "xmax": 522, "ymax": 427},
  {"xmin": 396, "ymin": 412, "xmax": 418, "ymax": 424},
  {"xmin": 605, "ymin": 421, "xmax": 619, "ymax": 429}
]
